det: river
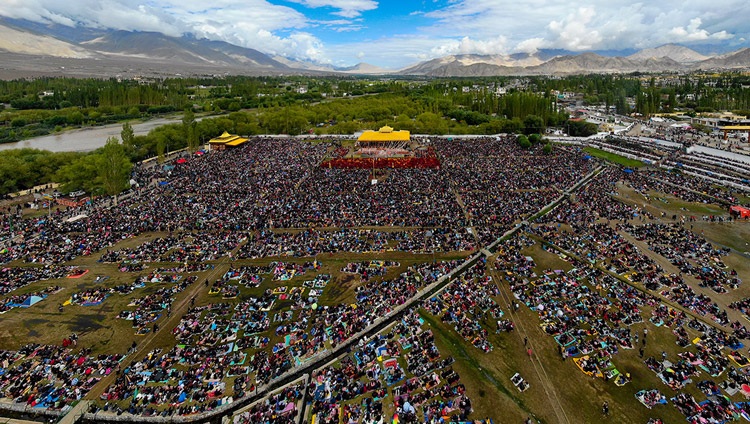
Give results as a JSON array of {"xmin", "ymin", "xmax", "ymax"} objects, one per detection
[{"xmin": 0, "ymin": 116, "xmax": 189, "ymax": 153}]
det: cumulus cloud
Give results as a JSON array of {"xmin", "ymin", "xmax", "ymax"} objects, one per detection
[
  {"xmin": 547, "ymin": 7, "xmax": 601, "ymax": 51},
  {"xmin": 430, "ymin": 36, "xmax": 507, "ymax": 56},
  {"xmin": 514, "ymin": 38, "xmax": 545, "ymax": 54},
  {"xmin": 420, "ymin": 0, "xmax": 745, "ymax": 55},
  {"xmin": 669, "ymin": 18, "xmax": 733, "ymax": 41},
  {"xmin": 0, "ymin": 0, "xmax": 181, "ymax": 34},
  {"xmin": 325, "ymin": 35, "xmax": 459, "ymax": 68}
]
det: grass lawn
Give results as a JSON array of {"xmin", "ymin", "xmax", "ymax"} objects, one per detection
[
  {"xmin": 613, "ymin": 183, "xmax": 727, "ymax": 217},
  {"xmin": 584, "ymin": 147, "xmax": 645, "ymax": 168}
]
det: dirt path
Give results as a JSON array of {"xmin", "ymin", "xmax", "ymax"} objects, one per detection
[{"xmin": 486, "ymin": 264, "xmax": 572, "ymax": 424}]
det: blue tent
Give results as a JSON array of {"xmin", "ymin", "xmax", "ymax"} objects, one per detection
[
  {"xmin": 583, "ymin": 155, "xmax": 592, "ymax": 160},
  {"xmin": 21, "ymin": 295, "xmax": 44, "ymax": 308},
  {"xmin": 623, "ymin": 168, "xmax": 634, "ymax": 174}
]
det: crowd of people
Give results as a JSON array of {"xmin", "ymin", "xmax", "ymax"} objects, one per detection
[
  {"xmin": 306, "ymin": 308, "xmax": 473, "ymax": 424},
  {"xmin": 0, "ymin": 133, "xmax": 747, "ymax": 423},
  {"xmin": 496, "ymin": 230, "xmax": 750, "ymax": 422},
  {"xmin": 0, "ymin": 136, "xmax": 598, "ymax": 270},
  {"xmin": 0, "ymin": 265, "xmax": 75, "ymax": 296},
  {"xmin": 0, "ymin": 344, "xmax": 124, "ymax": 410},
  {"xmin": 115, "ymin": 276, "xmax": 196, "ymax": 334},
  {"xmin": 620, "ymin": 222, "xmax": 740, "ymax": 293},
  {"xmin": 425, "ymin": 260, "xmax": 500, "ymax": 352}
]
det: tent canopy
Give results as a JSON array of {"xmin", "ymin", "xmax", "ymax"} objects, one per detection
[
  {"xmin": 21, "ymin": 296, "xmax": 44, "ymax": 308},
  {"xmin": 358, "ymin": 126, "xmax": 410, "ymax": 142}
]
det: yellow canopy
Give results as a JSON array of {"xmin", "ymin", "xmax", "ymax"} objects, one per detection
[
  {"xmin": 721, "ymin": 125, "xmax": 750, "ymax": 130},
  {"xmin": 226, "ymin": 138, "xmax": 249, "ymax": 147},
  {"xmin": 209, "ymin": 131, "xmax": 248, "ymax": 146},
  {"xmin": 358, "ymin": 126, "xmax": 410, "ymax": 142}
]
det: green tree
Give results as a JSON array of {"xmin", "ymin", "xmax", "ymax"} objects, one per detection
[
  {"xmin": 528, "ymin": 133, "xmax": 542, "ymax": 144},
  {"xmin": 543, "ymin": 143, "xmax": 553, "ymax": 154},
  {"xmin": 121, "ymin": 122, "xmax": 135, "ymax": 148},
  {"xmin": 156, "ymin": 134, "xmax": 166, "ymax": 163},
  {"xmin": 56, "ymin": 154, "xmax": 101, "ymax": 194},
  {"xmin": 517, "ymin": 135, "xmax": 531, "ymax": 149},
  {"xmin": 98, "ymin": 136, "xmax": 132, "ymax": 199},
  {"xmin": 522, "ymin": 115, "xmax": 545, "ymax": 135},
  {"xmin": 68, "ymin": 111, "xmax": 84, "ymax": 125},
  {"xmin": 182, "ymin": 109, "xmax": 199, "ymax": 152},
  {"xmin": 567, "ymin": 120, "xmax": 599, "ymax": 137}
]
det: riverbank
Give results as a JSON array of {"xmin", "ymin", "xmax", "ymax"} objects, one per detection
[{"xmin": 0, "ymin": 114, "xmax": 214, "ymax": 153}]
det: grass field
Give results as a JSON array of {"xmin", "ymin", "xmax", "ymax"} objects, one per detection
[{"xmin": 583, "ymin": 147, "xmax": 645, "ymax": 168}]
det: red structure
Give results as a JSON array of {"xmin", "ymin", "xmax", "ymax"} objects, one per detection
[
  {"xmin": 322, "ymin": 126, "xmax": 440, "ymax": 169},
  {"xmin": 322, "ymin": 149, "xmax": 440, "ymax": 169},
  {"xmin": 730, "ymin": 205, "xmax": 750, "ymax": 218}
]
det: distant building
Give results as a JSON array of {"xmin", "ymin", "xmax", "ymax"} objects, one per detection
[{"xmin": 693, "ymin": 112, "xmax": 750, "ymax": 129}]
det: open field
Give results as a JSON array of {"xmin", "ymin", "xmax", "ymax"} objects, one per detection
[{"xmin": 583, "ymin": 147, "xmax": 645, "ymax": 168}]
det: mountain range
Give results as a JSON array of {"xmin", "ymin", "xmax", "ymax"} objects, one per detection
[{"xmin": 0, "ymin": 18, "xmax": 749, "ymax": 79}]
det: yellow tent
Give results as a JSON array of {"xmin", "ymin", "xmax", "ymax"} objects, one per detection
[
  {"xmin": 357, "ymin": 126, "xmax": 410, "ymax": 142},
  {"xmin": 209, "ymin": 131, "xmax": 248, "ymax": 149}
]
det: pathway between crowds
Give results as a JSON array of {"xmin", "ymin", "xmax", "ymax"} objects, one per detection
[
  {"xmin": 485, "ymin": 264, "xmax": 571, "ymax": 424},
  {"xmin": 57, "ymin": 401, "xmax": 90, "ymax": 424},
  {"xmin": 65, "ymin": 166, "xmax": 604, "ymax": 424}
]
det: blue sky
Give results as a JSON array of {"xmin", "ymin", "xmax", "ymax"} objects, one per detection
[{"xmin": 1, "ymin": 0, "xmax": 749, "ymax": 69}]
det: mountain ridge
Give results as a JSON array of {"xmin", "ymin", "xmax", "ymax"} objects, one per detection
[{"xmin": 1, "ymin": 19, "xmax": 749, "ymax": 78}]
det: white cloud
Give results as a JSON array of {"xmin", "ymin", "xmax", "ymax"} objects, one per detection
[
  {"xmin": 547, "ymin": 7, "xmax": 601, "ymax": 51},
  {"xmin": 420, "ymin": 0, "xmax": 746, "ymax": 54},
  {"xmin": 669, "ymin": 18, "xmax": 733, "ymax": 41},
  {"xmin": 325, "ymin": 35, "xmax": 458, "ymax": 68},
  {"xmin": 286, "ymin": 0, "xmax": 377, "ymax": 18},
  {"xmin": 514, "ymin": 38, "xmax": 545, "ymax": 54},
  {"xmin": 431, "ymin": 36, "xmax": 507, "ymax": 56},
  {"xmin": 333, "ymin": 25, "xmax": 365, "ymax": 32},
  {"xmin": 0, "ymin": 0, "xmax": 333, "ymax": 61},
  {"xmin": 0, "ymin": 0, "xmax": 747, "ymax": 68}
]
